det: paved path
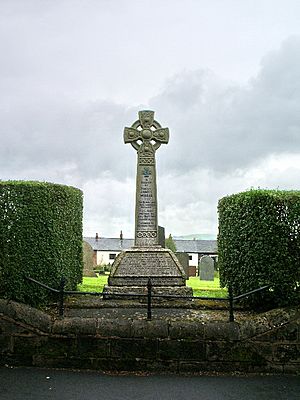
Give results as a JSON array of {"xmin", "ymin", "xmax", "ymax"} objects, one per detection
[
  {"xmin": 64, "ymin": 306, "xmax": 233, "ymax": 320},
  {"xmin": 1, "ymin": 367, "xmax": 299, "ymax": 400},
  {"xmin": 63, "ymin": 298, "xmax": 250, "ymax": 322}
]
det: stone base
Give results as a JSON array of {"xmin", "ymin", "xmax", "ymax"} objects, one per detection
[
  {"xmin": 105, "ymin": 247, "xmax": 192, "ymax": 300},
  {"xmin": 108, "ymin": 247, "xmax": 188, "ymax": 287},
  {"xmin": 103, "ymin": 285, "xmax": 193, "ymax": 301}
]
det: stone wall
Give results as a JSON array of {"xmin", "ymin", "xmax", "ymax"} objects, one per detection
[{"xmin": 0, "ymin": 299, "xmax": 299, "ymax": 374}]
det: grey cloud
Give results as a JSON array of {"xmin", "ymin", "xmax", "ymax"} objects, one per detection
[
  {"xmin": 1, "ymin": 34, "xmax": 300, "ymax": 188},
  {"xmin": 0, "ymin": 98, "xmax": 135, "ymax": 182},
  {"xmin": 1, "ymin": 3, "xmax": 300, "ymax": 238},
  {"xmin": 150, "ymin": 37, "xmax": 300, "ymax": 175}
]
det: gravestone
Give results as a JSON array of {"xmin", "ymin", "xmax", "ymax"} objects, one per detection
[
  {"xmin": 175, "ymin": 252, "xmax": 189, "ymax": 279},
  {"xmin": 199, "ymin": 255, "xmax": 214, "ymax": 281},
  {"xmin": 158, "ymin": 225, "xmax": 166, "ymax": 248},
  {"xmin": 83, "ymin": 241, "xmax": 97, "ymax": 277},
  {"xmin": 105, "ymin": 111, "xmax": 192, "ymax": 297}
]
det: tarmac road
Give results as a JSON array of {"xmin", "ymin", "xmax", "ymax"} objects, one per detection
[{"xmin": 0, "ymin": 366, "xmax": 299, "ymax": 400}]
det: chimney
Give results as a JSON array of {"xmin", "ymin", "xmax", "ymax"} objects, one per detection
[
  {"xmin": 95, "ymin": 233, "xmax": 99, "ymax": 241},
  {"xmin": 120, "ymin": 230, "xmax": 123, "ymax": 241}
]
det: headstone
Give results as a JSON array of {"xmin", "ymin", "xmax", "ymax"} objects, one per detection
[
  {"xmin": 175, "ymin": 252, "xmax": 189, "ymax": 279},
  {"xmin": 158, "ymin": 226, "xmax": 165, "ymax": 248},
  {"xmin": 199, "ymin": 255, "xmax": 214, "ymax": 281},
  {"xmin": 83, "ymin": 241, "xmax": 97, "ymax": 277},
  {"xmin": 104, "ymin": 111, "xmax": 192, "ymax": 298}
]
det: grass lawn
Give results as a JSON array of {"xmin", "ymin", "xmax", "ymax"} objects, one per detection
[
  {"xmin": 78, "ymin": 275, "xmax": 227, "ymax": 298},
  {"xmin": 187, "ymin": 276, "xmax": 227, "ymax": 298},
  {"xmin": 78, "ymin": 275, "xmax": 108, "ymax": 293}
]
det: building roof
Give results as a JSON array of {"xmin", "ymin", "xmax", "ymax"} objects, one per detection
[
  {"xmin": 84, "ymin": 237, "xmax": 134, "ymax": 251},
  {"xmin": 174, "ymin": 239, "xmax": 217, "ymax": 253},
  {"xmin": 84, "ymin": 237, "xmax": 217, "ymax": 254}
]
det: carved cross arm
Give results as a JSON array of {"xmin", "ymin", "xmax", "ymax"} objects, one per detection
[
  {"xmin": 152, "ymin": 128, "xmax": 169, "ymax": 144},
  {"xmin": 123, "ymin": 127, "xmax": 141, "ymax": 144}
]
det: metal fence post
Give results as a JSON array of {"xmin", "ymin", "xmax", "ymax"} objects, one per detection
[
  {"xmin": 147, "ymin": 278, "xmax": 152, "ymax": 320},
  {"xmin": 59, "ymin": 276, "xmax": 66, "ymax": 317},
  {"xmin": 228, "ymin": 284, "xmax": 234, "ymax": 322}
]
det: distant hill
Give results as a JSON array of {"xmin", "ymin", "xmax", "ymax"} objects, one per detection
[{"xmin": 173, "ymin": 233, "xmax": 217, "ymax": 240}]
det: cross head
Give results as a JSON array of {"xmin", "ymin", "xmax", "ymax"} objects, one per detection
[{"xmin": 124, "ymin": 110, "xmax": 169, "ymax": 152}]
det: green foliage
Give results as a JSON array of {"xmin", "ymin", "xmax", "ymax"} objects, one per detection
[
  {"xmin": 165, "ymin": 234, "xmax": 177, "ymax": 252},
  {"xmin": 218, "ymin": 189, "xmax": 300, "ymax": 308},
  {"xmin": 0, "ymin": 181, "xmax": 83, "ymax": 306},
  {"xmin": 104, "ymin": 263, "xmax": 112, "ymax": 272}
]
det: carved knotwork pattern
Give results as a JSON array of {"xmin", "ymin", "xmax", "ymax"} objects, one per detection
[
  {"xmin": 139, "ymin": 156, "xmax": 155, "ymax": 165},
  {"xmin": 137, "ymin": 231, "xmax": 157, "ymax": 238}
]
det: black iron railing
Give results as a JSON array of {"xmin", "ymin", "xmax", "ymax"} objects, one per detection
[{"xmin": 26, "ymin": 276, "xmax": 271, "ymax": 322}]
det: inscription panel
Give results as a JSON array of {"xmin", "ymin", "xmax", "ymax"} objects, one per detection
[
  {"xmin": 117, "ymin": 252, "xmax": 180, "ymax": 277},
  {"xmin": 135, "ymin": 164, "xmax": 158, "ymax": 245}
]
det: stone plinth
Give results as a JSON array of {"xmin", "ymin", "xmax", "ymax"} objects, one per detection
[
  {"xmin": 103, "ymin": 285, "xmax": 193, "ymax": 299},
  {"xmin": 108, "ymin": 248, "xmax": 186, "ymax": 286},
  {"xmin": 104, "ymin": 247, "xmax": 192, "ymax": 297}
]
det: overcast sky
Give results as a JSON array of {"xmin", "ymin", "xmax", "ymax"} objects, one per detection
[{"xmin": 1, "ymin": 0, "xmax": 300, "ymax": 238}]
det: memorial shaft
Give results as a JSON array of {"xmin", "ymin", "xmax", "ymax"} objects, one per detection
[{"xmin": 135, "ymin": 148, "xmax": 158, "ymax": 246}]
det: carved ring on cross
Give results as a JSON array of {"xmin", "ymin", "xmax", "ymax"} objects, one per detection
[{"xmin": 124, "ymin": 110, "xmax": 169, "ymax": 152}]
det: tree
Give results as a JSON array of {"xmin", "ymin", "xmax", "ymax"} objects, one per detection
[
  {"xmin": 0, "ymin": 181, "xmax": 83, "ymax": 306},
  {"xmin": 165, "ymin": 234, "xmax": 177, "ymax": 253},
  {"xmin": 218, "ymin": 189, "xmax": 300, "ymax": 308}
]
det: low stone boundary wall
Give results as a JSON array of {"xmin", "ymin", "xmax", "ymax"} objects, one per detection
[{"xmin": 0, "ymin": 299, "xmax": 299, "ymax": 374}]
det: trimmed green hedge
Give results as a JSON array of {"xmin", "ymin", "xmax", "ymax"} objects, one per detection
[
  {"xmin": 0, "ymin": 181, "xmax": 83, "ymax": 306},
  {"xmin": 218, "ymin": 189, "xmax": 300, "ymax": 308}
]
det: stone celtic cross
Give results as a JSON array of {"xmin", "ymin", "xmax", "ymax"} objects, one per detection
[
  {"xmin": 124, "ymin": 110, "xmax": 169, "ymax": 247},
  {"xmin": 105, "ymin": 111, "xmax": 189, "ymax": 295}
]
